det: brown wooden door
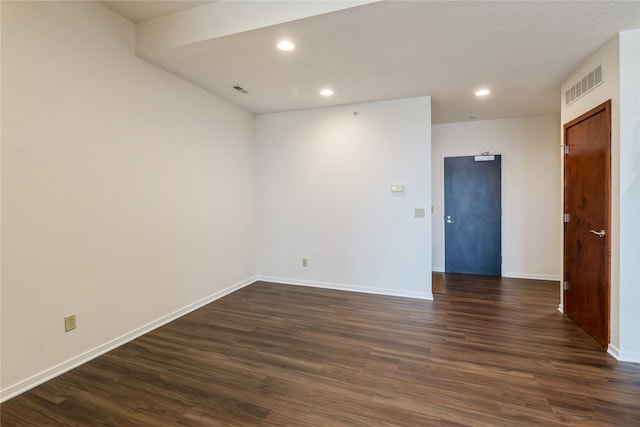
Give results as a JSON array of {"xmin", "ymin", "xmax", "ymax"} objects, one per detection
[{"xmin": 563, "ymin": 100, "xmax": 611, "ymax": 348}]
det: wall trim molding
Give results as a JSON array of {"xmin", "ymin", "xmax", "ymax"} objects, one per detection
[
  {"xmin": 608, "ymin": 344, "xmax": 640, "ymax": 364},
  {"xmin": 432, "ymin": 270, "xmax": 559, "ymax": 282},
  {"xmin": 608, "ymin": 344, "xmax": 620, "ymax": 360},
  {"xmin": 0, "ymin": 276, "xmax": 257, "ymax": 403},
  {"xmin": 257, "ymin": 276, "xmax": 433, "ymax": 301},
  {"xmin": 502, "ymin": 272, "xmax": 561, "ymax": 282}
]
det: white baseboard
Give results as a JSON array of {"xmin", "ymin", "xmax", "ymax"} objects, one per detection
[
  {"xmin": 502, "ymin": 272, "xmax": 561, "ymax": 282},
  {"xmin": 0, "ymin": 276, "xmax": 257, "ymax": 403},
  {"xmin": 607, "ymin": 344, "xmax": 640, "ymax": 364},
  {"xmin": 608, "ymin": 344, "xmax": 620, "ymax": 360},
  {"xmin": 431, "ymin": 270, "xmax": 559, "ymax": 281},
  {"xmin": 257, "ymin": 276, "xmax": 433, "ymax": 301}
]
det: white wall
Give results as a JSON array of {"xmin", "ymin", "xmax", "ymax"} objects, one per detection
[
  {"xmin": 560, "ymin": 31, "xmax": 640, "ymax": 362},
  {"xmin": 618, "ymin": 29, "xmax": 640, "ymax": 363},
  {"xmin": 1, "ymin": 1, "xmax": 256, "ymax": 398},
  {"xmin": 431, "ymin": 115, "xmax": 561, "ymax": 281},
  {"xmin": 256, "ymin": 97, "xmax": 432, "ymax": 299}
]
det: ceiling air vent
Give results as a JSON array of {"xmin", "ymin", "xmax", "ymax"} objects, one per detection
[
  {"xmin": 565, "ymin": 64, "xmax": 603, "ymax": 107},
  {"xmin": 232, "ymin": 84, "xmax": 248, "ymax": 94}
]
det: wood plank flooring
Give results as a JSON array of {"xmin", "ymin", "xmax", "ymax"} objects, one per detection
[{"xmin": 3, "ymin": 275, "xmax": 640, "ymax": 426}]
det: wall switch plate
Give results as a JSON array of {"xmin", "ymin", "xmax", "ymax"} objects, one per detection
[
  {"xmin": 415, "ymin": 208, "xmax": 426, "ymax": 218},
  {"xmin": 64, "ymin": 314, "xmax": 77, "ymax": 332},
  {"xmin": 302, "ymin": 258, "xmax": 308, "ymax": 267}
]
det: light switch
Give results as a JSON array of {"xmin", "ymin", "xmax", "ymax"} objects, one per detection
[
  {"xmin": 415, "ymin": 208, "xmax": 425, "ymax": 218},
  {"xmin": 390, "ymin": 184, "xmax": 404, "ymax": 192}
]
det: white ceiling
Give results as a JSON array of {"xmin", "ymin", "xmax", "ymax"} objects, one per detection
[
  {"xmin": 100, "ymin": 1, "xmax": 214, "ymax": 23},
  {"xmin": 104, "ymin": 1, "xmax": 640, "ymax": 124}
]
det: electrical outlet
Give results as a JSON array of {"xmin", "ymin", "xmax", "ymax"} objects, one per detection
[
  {"xmin": 302, "ymin": 258, "xmax": 308, "ymax": 267},
  {"xmin": 64, "ymin": 314, "xmax": 77, "ymax": 332}
]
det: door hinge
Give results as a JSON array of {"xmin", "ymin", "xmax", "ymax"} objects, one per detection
[
  {"xmin": 564, "ymin": 213, "xmax": 570, "ymax": 223},
  {"xmin": 564, "ymin": 281, "xmax": 569, "ymax": 291},
  {"xmin": 564, "ymin": 145, "xmax": 570, "ymax": 155}
]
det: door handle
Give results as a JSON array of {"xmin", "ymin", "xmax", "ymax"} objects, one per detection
[
  {"xmin": 446, "ymin": 215, "xmax": 455, "ymax": 224},
  {"xmin": 589, "ymin": 229, "xmax": 606, "ymax": 238}
]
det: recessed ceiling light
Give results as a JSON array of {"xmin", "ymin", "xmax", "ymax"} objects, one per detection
[
  {"xmin": 475, "ymin": 89, "xmax": 491, "ymax": 97},
  {"xmin": 277, "ymin": 40, "xmax": 295, "ymax": 51},
  {"xmin": 320, "ymin": 89, "xmax": 334, "ymax": 96}
]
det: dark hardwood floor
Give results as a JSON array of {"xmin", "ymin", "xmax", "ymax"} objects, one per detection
[{"xmin": 3, "ymin": 275, "xmax": 640, "ymax": 426}]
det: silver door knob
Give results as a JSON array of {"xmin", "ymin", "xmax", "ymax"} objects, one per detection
[
  {"xmin": 589, "ymin": 229, "xmax": 606, "ymax": 238},
  {"xmin": 446, "ymin": 215, "xmax": 455, "ymax": 224}
]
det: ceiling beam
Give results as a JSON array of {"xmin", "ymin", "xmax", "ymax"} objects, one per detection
[{"xmin": 136, "ymin": 1, "xmax": 378, "ymax": 55}]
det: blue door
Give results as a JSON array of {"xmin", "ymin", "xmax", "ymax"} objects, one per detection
[{"xmin": 444, "ymin": 155, "xmax": 501, "ymax": 276}]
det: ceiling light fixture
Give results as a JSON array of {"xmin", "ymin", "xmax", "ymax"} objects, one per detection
[
  {"xmin": 320, "ymin": 89, "xmax": 334, "ymax": 96},
  {"xmin": 277, "ymin": 40, "xmax": 295, "ymax": 51},
  {"xmin": 475, "ymin": 89, "xmax": 491, "ymax": 97}
]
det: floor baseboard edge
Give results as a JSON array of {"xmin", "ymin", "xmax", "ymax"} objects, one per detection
[
  {"xmin": 0, "ymin": 276, "xmax": 257, "ymax": 403},
  {"xmin": 502, "ymin": 272, "xmax": 561, "ymax": 281},
  {"xmin": 257, "ymin": 276, "xmax": 433, "ymax": 300},
  {"xmin": 608, "ymin": 344, "xmax": 640, "ymax": 364}
]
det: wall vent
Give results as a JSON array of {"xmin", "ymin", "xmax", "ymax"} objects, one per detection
[
  {"xmin": 565, "ymin": 64, "xmax": 603, "ymax": 107},
  {"xmin": 232, "ymin": 84, "xmax": 248, "ymax": 94}
]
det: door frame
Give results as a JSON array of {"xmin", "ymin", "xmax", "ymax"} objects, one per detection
[
  {"xmin": 439, "ymin": 152, "xmax": 504, "ymax": 275},
  {"xmin": 562, "ymin": 100, "xmax": 611, "ymax": 347}
]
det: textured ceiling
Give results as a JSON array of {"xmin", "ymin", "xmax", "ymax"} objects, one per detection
[{"xmin": 106, "ymin": 1, "xmax": 640, "ymax": 124}]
